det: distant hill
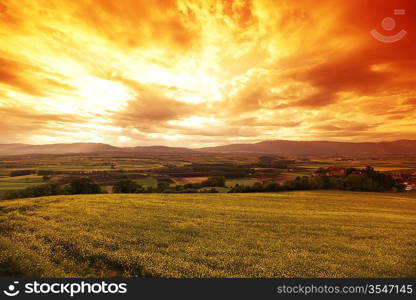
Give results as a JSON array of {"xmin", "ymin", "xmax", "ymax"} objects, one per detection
[
  {"xmin": 0, "ymin": 143, "xmax": 195, "ymax": 156},
  {"xmin": 199, "ymin": 140, "xmax": 416, "ymax": 156},
  {"xmin": 0, "ymin": 143, "xmax": 119, "ymax": 156},
  {"xmin": 124, "ymin": 146, "xmax": 196, "ymax": 154},
  {"xmin": 1, "ymin": 140, "xmax": 416, "ymax": 156}
]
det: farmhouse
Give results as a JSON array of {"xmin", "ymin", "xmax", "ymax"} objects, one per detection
[
  {"xmin": 403, "ymin": 182, "xmax": 416, "ymax": 191},
  {"xmin": 390, "ymin": 171, "xmax": 416, "ymax": 191},
  {"xmin": 314, "ymin": 166, "xmax": 346, "ymax": 177},
  {"xmin": 326, "ymin": 167, "xmax": 346, "ymax": 176},
  {"xmin": 405, "ymin": 175, "xmax": 416, "ymax": 190}
]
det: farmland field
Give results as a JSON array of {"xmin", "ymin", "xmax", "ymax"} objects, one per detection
[
  {"xmin": 0, "ymin": 191, "xmax": 415, "ymax": 278},
  {"xmin": 135, "ymin": 177, "xmax": 158, "ymax": 188},
  {"xmin": 0, "ymin": 175, "xmax": 44, "ymax": 195},
  {"xmin": 1, "ymin": 153, "xmax": 416, "ymax": 196},
  {"xmin": 226, "ymin": 177, "xmax": 258, "ymax": 187}
]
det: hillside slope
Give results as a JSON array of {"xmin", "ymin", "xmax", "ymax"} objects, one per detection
[
  {"xmin": 0, "ymin": 143, "xmax": 118, "ymax": 156},
  {"xmin": 1, "ymin": 191, "xmax": 415, "ymax": 277},
  {"xmin": 200, "ymin": 140, "xmax": 416, "ymax": 155},
  {"xmin": 1, "ymin": 139, "xmax": 416, "ymax": 156},
  {"xmin": 0, "ymin": 143, "xmax": 195, "ymax": 156}
]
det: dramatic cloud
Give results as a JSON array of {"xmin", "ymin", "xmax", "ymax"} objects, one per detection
[{"xmin": 0, "ymin": 0, "xmax": 415, "ymax": 147}]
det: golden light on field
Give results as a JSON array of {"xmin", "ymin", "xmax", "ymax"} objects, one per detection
[{"xmin": 0, "ymin": 0, "xmax": 415, "ymax": 147}]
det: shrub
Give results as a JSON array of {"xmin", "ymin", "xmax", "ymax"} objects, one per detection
[
  {"xmin": 66, "ymin": 177, "xmax": 102, "ymax": 194},
  {"xmin": 201, "ymin": 176, "xmax": 226, "ymax": 187},
  {"xmin": 3, "ymin": 183, "xmax": 64, "ymax": 200},
  {"xmin": 265, "ymin": 182, "xmax": 280, "ymax": 191},
  {"xmin": 10, "ymin": 170, "xmax": 33, "ymax": 177},
  {"xmin": 113, "ymin": 179, "xmax": 140, "ymax": 193},
  {"xmin": 156, "ymin": 182, "xmax": 170, "ymax": 192}
]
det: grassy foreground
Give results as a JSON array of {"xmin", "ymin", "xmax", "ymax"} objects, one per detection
[{"xmin": 0, "ymin": 191, "xmax": 415, "ymax": 277}]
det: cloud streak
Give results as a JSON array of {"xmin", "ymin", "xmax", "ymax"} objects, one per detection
[{"xmin": 0, "ymin": 0, "xmax": 415, "ymax": 146}]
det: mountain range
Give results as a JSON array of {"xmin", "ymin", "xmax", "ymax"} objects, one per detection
[
  {"xmin": 0, "ymin": 140, "xmax": 416, "ymax": 156},
  {"xmin": 200, "ymin": 140, "xmax": 416, "ymax": 155}
]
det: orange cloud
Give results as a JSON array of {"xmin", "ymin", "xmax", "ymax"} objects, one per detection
[{"xmin": 0, "ymin": 0, "xmax": 415, "ymax": 147}]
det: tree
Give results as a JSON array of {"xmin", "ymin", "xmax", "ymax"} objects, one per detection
[
  {"xmin": 265, "ymin": 182, "xmax": 280, "ymax": 191},
  {"xmin": 10, "ymin": 170, "xmax": 32, "ymax": 177},
  {"xmin": 3, "ymin": 183, "xmax": 64, "ymax": 200},
  {"xmin": 293, "ymin": 176, "xmax": 311, "ymax": 190},
  {"xmin": 113, "ymin": 179, "xmax": 140, "ymax": 193},
  {"xmin": 156, "ymin": 181, "xmax": 170, "ymax": 192},
  {"xmin": 201, "ymin": 176, "xmax": 226, "ymax": 187},
  {"xmin": 316, "ymin": 167, "xmax": 327, "ymax": 175},
  {"xmin": 67, "ymin": 177, "xmax": 102, "ymax": 194},
  {"xmin": 251, "ymin": 182, "xmax": 264, "ymax": 192}
]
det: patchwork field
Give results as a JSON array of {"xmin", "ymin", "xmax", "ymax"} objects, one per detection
[
  {"xmin": 0, "ymin": 175, "xmax": 43, "ymax": 195},
  {"xmin": 1, "ymin": 153, "xmax": 416, "ymax": 196},
  {"xmin": 0, "ymin": 191, "xmax": 415, "ymax": 278}
]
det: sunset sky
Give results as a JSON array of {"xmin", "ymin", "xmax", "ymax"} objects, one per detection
[{"xmin": 1, "ymin": 0, "xmax": 415, "ymax": 147}]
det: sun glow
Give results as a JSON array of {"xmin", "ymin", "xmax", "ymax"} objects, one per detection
[
  {"xmin": 0, "ymin": 0, "xmax": 415, "ymax": 146},
  {"xmin": 74, "ymin": 76, "xmax": 134, "ymax": 111},
  {"xmin": 169, "ymin": 116, "xmax": 222, "ymax": 128}
]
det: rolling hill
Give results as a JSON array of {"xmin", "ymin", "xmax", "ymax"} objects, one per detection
[
  {"xmin": 0, "ymin": 143, "xmax": 118, "ymax": 156},
  {"xmin": 125, "ymin": 146, "xmax": 196, "ymax": 154},
  {"xmin": 0, "ymin": 143, "xmax": 196, "ymax": 156},
  {"xmin": 200, "ymin": 140, "xmax": 416, "ymax": 155},
  {"xmin": 1, "ymin": 140, "xmax": 416, "ymax": 156},
  {"xmin": 1, "ymin": 191, "xmax": 415, "ymax": 277}
]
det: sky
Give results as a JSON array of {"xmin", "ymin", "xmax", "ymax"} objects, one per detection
[{"xmin": 0, "ymin": 0, "xmax": 415, "ymax": 147}]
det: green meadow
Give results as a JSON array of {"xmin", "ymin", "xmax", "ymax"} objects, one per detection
[
  {"xmin": 0, "ymin": 175, "xmax": 44, "ymax": 195},
  {"xmin": 0, "ymin": 191, "xmax": 415, "ymax": 278},
  {"xmin": 226, "ymin": 177, "xmax": 258, "ymax": 187}
]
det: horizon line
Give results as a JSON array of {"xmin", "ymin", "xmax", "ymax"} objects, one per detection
[{"xmin": 1, "ymin": 138, "xmax": 416, "ymax": 149}]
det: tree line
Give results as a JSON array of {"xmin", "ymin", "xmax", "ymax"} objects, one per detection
[
  {"xmin": 1, "ymin": 167, "xmax": 405, "ymax": 200},
  {"xmin": 2, "ymin": 178, "xmax": 102, "ymax": 200},
  {"xmin": 113, "ymin": 176, "xmax": 225, "ymax": 193},
  {"xmin": 1, "ymin": 176, "xmax": 225, "ymax": 200},
  {"xmin": 229, "ymin": 167, "xmax": 404, "ymax": 193}
]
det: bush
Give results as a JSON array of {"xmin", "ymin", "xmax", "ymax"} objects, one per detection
[
  {"xmin": 2, "ymin": 178, "xmax": 102, "ymax": 200},
  {"xmin": 265, "ymin": 182, "xmax": 280, "ymax": 191},
  {"xmin": 3, "ymin": 183, "xmax": 64, "ymax": 200},
  {"xmin": 229, "ymin": 167, "xmax": 401, "ymax": 193},
  {"xmin": 156, "ymin": 181, "xmax": 170, "ymax": 192},
  {"xmin": 113, "ymin": 179, "xmax": 141, "ymax": 193},
  {"xmin": 66, "ymin": 177, "xmax": 102, "ymax": 194},
  {"xmin": 201, "ymin": 176, "xmax": 226, "ymax": 187},
  {"xmin": 10, "ymin": 170, "xmax": 33, "ymax": 177}
]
